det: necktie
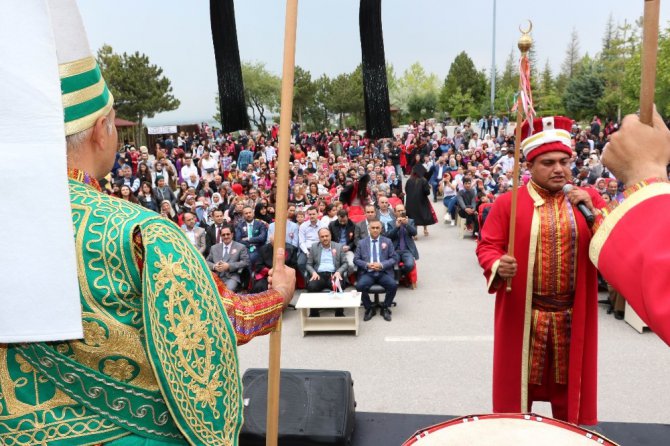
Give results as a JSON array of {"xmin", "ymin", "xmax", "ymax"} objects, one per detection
[
  {"xmin": 224, "ymin": 245, "xmax": 229, "ymax": 258},
  {"xmin": 399, "ymin": 226, "xmax": 407, "ymax": 251},
  {"xmin": 247, "ymin": 224, "xmax": 255, "ymax": 252},
  {"xmin": 217, "ymin": 225, "xmax": 223, "ymax": 243},
  {"xmin": 372, "ymin": 239, "xmax": 378, "ymax": 263}
]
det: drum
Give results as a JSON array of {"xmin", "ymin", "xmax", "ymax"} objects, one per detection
[{"xmin": 403, "ymin": 414, "xmax": 618, "ymax": 446}]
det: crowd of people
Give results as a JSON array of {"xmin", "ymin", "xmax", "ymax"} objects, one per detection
[{"xmin": 105, "ymin": 113, "xmax": 652, "ymax": 322}]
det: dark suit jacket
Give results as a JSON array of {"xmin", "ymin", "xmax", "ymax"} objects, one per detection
[
  {"xmin": 386, "ymin": 217, "xmax": 419, "ymax": 260},
  {"xmin": 354, "ymin": 220, "xmax": 370, "ymax": 246},
  {"xmin": 235, "ymin": 219, "xmax": 267, "ymax": 251},
  {"xmin": 205, "ymin": 222, "xmax": 232, "ymax": 256},
  {"xmin": 306, "ymin": 242, "xmax": 348, "ymax": 276},
  {"xmin": 328, "ymin": 219, "xmax": 357, "ymax": 251},
  {"xmin": 205, "ymin": 241, "xmax": 250, "ymax": 283},
  {"xmin": 354, "ymin": 235, "xmax": 396, "ymax": 277}
]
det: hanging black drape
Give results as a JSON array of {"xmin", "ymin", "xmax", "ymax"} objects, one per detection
[
  {"xmin": 359, "ymin": 0, "xmax": 393, "ymax": 138},
  {"xmin": 210, "ymin": 0, "xmax": 250, "ymax": 132}
]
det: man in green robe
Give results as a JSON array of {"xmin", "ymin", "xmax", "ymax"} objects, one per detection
[{"xmin": 0, "ymin": 1, "xmax": 295, "ymax": 445}]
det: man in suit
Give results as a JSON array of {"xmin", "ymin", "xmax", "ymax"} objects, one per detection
[
  {"xmin": 182, "ymin": 211, "xmax": 206, "ymax": 255},
  {"xmin": 206, "ymin": 226, "xmax": 250, "ymax": 291},
  {"xmin": 306, "ymin": 228, "xmax": 349, "ymax": 317},
  {"xmin": 386, "ymin": 203, "xmax": 419, "ymax": 277},
  {"xmin": 205, "ymin": 209, "xmax": 231, "ymax": 256},
  {"xmin": 354, "ymin": 204, "xmax": 379, "ymax": 246},
  {"xmin": 328, "ymin": 209, "xmax": 357, "ymax": 271},
  {"xmin": 429, "ymin": 156, "xmax": 448, "ymax": 202},
  {"xmin": 354, "ymin": 219, "xmax": 398, "ymax": 322},
  {"xmin": 235, "ymin": 205, "xmax": 267, "ymax": 267},
  {"xmin": 376, "ymin": 195, "xmax": 396, "ymax": 233}
]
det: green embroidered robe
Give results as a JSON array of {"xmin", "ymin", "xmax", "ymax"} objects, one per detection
[{"xmin": 0, "ymin": 178, "xmax": 245, "ymax": 445}]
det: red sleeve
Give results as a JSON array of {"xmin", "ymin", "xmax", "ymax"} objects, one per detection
[
  {"xmin": 594, "ymin": 190, "xmax": 670, "ymax": 346},
  {"xmin": 476, "ymin": 193, "xmax": 511, "ymax": 293}
]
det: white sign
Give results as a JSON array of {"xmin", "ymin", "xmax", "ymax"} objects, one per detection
[{"xmin": 147, "ymin": 125, "xmax": 178, "ymax": 135}]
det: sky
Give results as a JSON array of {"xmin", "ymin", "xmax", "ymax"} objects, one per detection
[{"xmin": 78, "ymin": 0, "xmax": 670, "ymax": 125}]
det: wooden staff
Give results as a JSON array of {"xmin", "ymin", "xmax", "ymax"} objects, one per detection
[
  {"xmin": 266, "ymin": 1, "xmax": 298, "ymax": 444},
  {"xmin": 640, "ymin": 0, "xmax": 660, "ymax": 125},
  {"xmin": 506, "ymin": 25, "xmax": 533, "ymax": 292}
]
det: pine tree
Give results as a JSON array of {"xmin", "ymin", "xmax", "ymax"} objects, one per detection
[{"xmin": 561, "ymin": 28, "xmax": 581, "ymax": 79}]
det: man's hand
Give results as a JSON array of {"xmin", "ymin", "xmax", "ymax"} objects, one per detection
[
  {"xmin": 214, "ymin": 262, "xmax": 226, "ymax": 273},
  {"xmin": 342, "ymin": 245, "xmax": 349, "ymax": 252},
  {"xmin": 566, "ymin": 188, "xmax": 596, "ymax": 212},
  {"xmin": 268, "ymin": 248, "xmax": 296, "ymax": 308},
  {"xmin": 333, "ymin": 272, "xmax": 343, "ymax": 282},
  {"xmin": 602, "ymin": 107, "xmax": 670, "ymax": 187},
  {"xmin": 310, "ymin": 272, "xmax": 320, "ymax": 281},
  {"xmin": 465, "ymin": 208, "xmax": 474, "ymax": 215},
  {"xmin": 497, "ymin": 255, "xmax": 517, "ymax": 279}
]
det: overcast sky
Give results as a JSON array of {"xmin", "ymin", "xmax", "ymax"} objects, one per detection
[{"xmin": 79, "ymin": 0, "xmax": 670, "ymax": 125}]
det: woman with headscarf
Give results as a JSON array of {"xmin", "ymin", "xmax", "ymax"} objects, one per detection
[
  {"xmin": 405, "ymin": 165, "xmax": 437, "ymax": 236},
  {"xmin": 210, "ymin": 192, "xmax": 227, "ymax": 214},
  {"xmin": 254, "ymin": 202, "xmax": 272, "ymax": 224},
  {"xmin": 159, "ymin": 200, "xmax": 179, "ymax": 224}
]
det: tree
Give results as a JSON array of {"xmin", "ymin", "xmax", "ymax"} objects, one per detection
[
  {"xmin": 394, "ymin": 62, "xmax": 440, "ymax": 118},
  {"xmin": 561, "ymin": 28, "xmax": 581, "ymax": 79},
  {"xmin": 440, "ymin": 51, "xmax": 487, "ymax": 116},
  {"xmin": 241, "ymin": 61, "xmax": 280, "ymax": 133},
  {"xmin": 621, "ymin": 24, "xmax": 670, "ymax": 117},
  {"xmin": 293, "ymin": 66, "xmax": 316, "ymax": 126},
  {"xmin": 304, "ymin": 74, "xmax": 332, "ymax": 131},
  {"xmin": 535, "ymin": 60, "xmax": 564, "ymax": 115},
  {"xmin": 563, "ymin": 55, "xmax": 604, "ymax": 120},
  {"xmin": 97, "ymin": 44, "xmax": 180, "ymax": 143},
  {"xmin": 444, "ymin": 89, "xmax": 477, "ymax": 120},
  {"xmin": 598, "ymin": 16, "xmax": 628, "ymax": 119},
  {"xmin": 323, "ymin": 66, "xmax": 365, "ymax": 129},
  {"xmin": 493, "ymin": 49, "xmax": 519, "ymax": 114}
]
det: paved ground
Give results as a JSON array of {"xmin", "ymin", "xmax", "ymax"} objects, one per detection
[{"xmin": 238, "ymin": 203, "xmax": 670, "ymax": 424}]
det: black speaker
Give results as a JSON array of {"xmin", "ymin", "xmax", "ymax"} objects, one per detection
[{"xmin": 240, "ymin": 369, "xmax": 356, "ymax": 446}]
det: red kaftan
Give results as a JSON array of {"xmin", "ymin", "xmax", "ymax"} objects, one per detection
[{"xmin": 476, "ymin": 183, "xmax": 604, "ymax": 425}]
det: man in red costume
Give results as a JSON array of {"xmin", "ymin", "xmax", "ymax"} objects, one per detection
[
  {"xmin": 591, "ymin": 108, "xmax": 670, "ymax": 346},
  {"xmin": 476, "ymin": 116, "xmax": 606, "ymax": 425}
]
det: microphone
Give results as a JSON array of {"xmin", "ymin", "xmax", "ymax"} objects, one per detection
[{"xmin": 562, "ymin": 184, "xmax": 595, "ymax": 224}]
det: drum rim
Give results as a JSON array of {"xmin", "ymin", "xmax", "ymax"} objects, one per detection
[{"xmin": 402, "ymin": 413, "xmax": 619, "ymax": 446}]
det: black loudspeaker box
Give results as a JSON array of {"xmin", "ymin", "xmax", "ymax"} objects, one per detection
[{"xmin": 239, "ymin": 368, "xmax": 356, "ymax": 446}]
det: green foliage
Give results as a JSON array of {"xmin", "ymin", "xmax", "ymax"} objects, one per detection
[
  {"xmin": 303, "ymin": 74, "xmax": 332, "ymax": 131},
  {"xmin": 394, "ymin": 62, "xmax": 440, "ymax": 119},
  {"xmin": 440, "ymin": 51, "xmax": 487, "ymax": 117},
  {"xmin": 535, "ymin": 60, "xmax": 564, "ymax": 115},
  {"xmin": 621, "ymin": 25, "xmax": 670, "ymax": 117},
  {"xmin": 97, "ymin": 44, "xmax": 179, "ymax": 135},
  {"xmin": 241, "ymin": 61, "xmax": 281, "ymax": 133},
  {"xmin": 293, "ymin": 66, "xmax": 317, "ymax": 123},
  {"xmin": 563, "ymin": 55, "xmax": 605, "ymax": 120},
  {"xmin": 324, "ymin": 65, "xmax": 365, "ymax": 128}
]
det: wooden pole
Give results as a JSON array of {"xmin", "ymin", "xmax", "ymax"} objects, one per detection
[
  {"xmin": 506, "ymin": 93, "xmax": 524, "ymax": 292},
  {"xmin": 640, "ymin": 0, "xmax": 660, "ymax": 125},
  {"xmin": 506, "ymin": 26, "xmax": 532, "ymax": 292},
  {"xmin": 266, "ymin": 1, "xmax": 298, "ymax": 444}
]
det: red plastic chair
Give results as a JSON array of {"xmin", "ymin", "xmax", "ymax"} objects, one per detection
[{"xmin": 399, "ymin": 261, "xmax": 418, "ymax": 289}]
